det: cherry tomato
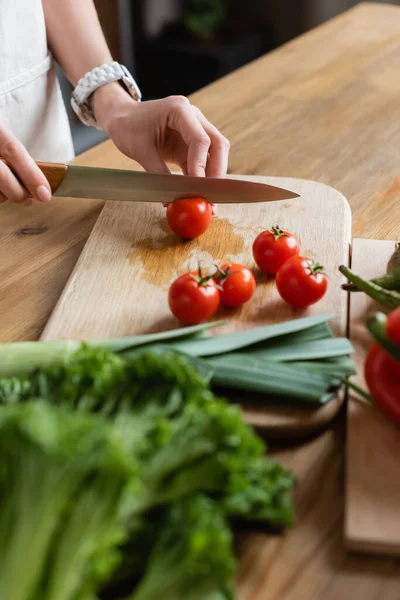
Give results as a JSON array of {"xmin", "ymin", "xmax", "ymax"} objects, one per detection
[
  {"xmin": 276, "ymin": 256, "xmax": 328, "ymax": 307},
  {"xmin": 166, "ymin": 197, "xmax": 212, "ymax": 239},
  {"xmin": 252, "ymin": 226, "xmax": 300, "ymax": 275},
  {"xmin": 365, "ymin": 343, "xmax": 400, "ymax": 426},
  {"xmin": 387, "ymin": 307, "xmax": 400, "ymax": 345},
  {"xmin": 168, "ymin": 270, "xmax": 220, "ymax": 324},
  {"xmin": 214, "ymin": 263, "xmax": 256, "ymax": 307},
  {"xmin": 164, "ymin": 201, "xmax": 217, "ymax": 215}
]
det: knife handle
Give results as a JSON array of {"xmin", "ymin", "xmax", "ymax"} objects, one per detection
[
  {"xmin": 1, "ymin": 159, "xmax": 68, "ymax": 194},
  {"xmin": 36, "ymin": 162, "xmax": 69, "ymax": 193}
]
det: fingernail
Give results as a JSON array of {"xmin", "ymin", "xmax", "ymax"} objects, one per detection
[
  {"xmin": 36, "ymin": 185, "xmax": 51, "ymax": 202},
  {"xmin": 24, "ymin": 198, "xmax": 33, "ymax": 206}
]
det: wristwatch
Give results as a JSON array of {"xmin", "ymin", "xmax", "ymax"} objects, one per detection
[{"xmin": 71, "ymin": 62, "xmax": 142, "ymax": 128}]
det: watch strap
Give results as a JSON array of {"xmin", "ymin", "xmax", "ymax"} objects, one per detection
[{"xmin": 71, "ymin": 62, "xmax": 142, "ymax": 127}]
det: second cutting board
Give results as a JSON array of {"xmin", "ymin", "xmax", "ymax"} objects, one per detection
[
  {"xmin": 345, "ymin": 239, "xmax": 400, "ymax": 555},
  {"xmin": 41, "ymin": 174, "xmax": 351, "ymax": 436}
]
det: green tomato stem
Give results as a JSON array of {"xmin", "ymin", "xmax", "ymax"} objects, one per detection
[
  {"xmin": 309, "ymin": 262, "xmax": 325, "ymax": 276},
  {"xmin": 270, "ymin": 225, "xmax": 287, "ymax": 240}
]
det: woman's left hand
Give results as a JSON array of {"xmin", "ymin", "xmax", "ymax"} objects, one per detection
[{"xmin": 92, "ymin": 82, "xmax": 230, "ymax": 179}]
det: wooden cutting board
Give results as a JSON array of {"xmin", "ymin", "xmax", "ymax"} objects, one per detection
[
  {"xmin": 345, "ymin": 238, "xmax": 400, "ymax": 555},
  {"xmin": 41, "ymin": 175, "xmax": 351, "ymax": 437}
]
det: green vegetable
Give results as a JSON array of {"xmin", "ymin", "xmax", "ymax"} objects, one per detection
[
  {"xmin": 367, "ymin": 312, "xmax": 400, "ymax": 362},
  {"xmin": 0, "ymin": 349, "xmax": 210, "ymax": 419},
  {"xmin": 130, "ymin": 396, "xmax": 295, "ymax": 526},
  {"xmin": 0, "ymin": 337, "xmax": 299, "ymax": 599},
  {"xmin": 0, "ymin": 347, "xmax": 296, "ymax": 526},
  {"xmin": 0, "ymin": 314, "xmax": 335, "ymax": 377},
  {"xmin": 339, "ymin": 265, "xmax": 400, "ymax": 309},
  {"xmin": 140, "ymin": 313, "xmax": 337, "ymax": 358},
  {"xmin": 0, "ymin": 339, "xmax": 82, "ymax": 377},
  {"xmin": 0, "ymin": 321, "xmax": 226, "ymax": 378},
  {"xmin": 102, "ymin": 320, "xmax": 227, "ymax": 352},
  {"xmin": 342, "ymin": 242, "xmax": 400, "ymax": 292},
  {"xmin": 0, "ymin": 402, "xmax": 135, "ymax": 600},
  {"xmin": 345, "ymin": 378, "xmax": 373, "ymax": 404},
  {"xmin": 207, "ymin": 359, "xmax": 341, "ymax": 403},
  {"xmin": 221, "ymin": 457, "xmax": 295, "ymax": 526},
  {"xmin": 242, "ymin": 337, "xmax": 353, "ymax": 362},
  {"xmin": 289, "ymin": 357, "xmax": 356, "ymax": 377},
  {"xmin": 129, "ymin": 496, "xmax": 235, "ymax": 600},
  {"xmin": 0, "ymin": 338, "xmax": 299, "ymax": 600},
  {"xmin": 387, "ymin": 242, "xmax": 400, "ymax": 278},
  {"xmin": 0, "ymin": 314, "xmax": 354, "ymax": 406}
]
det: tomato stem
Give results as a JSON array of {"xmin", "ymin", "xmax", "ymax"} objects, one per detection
[
  {"xmin": 270, "ymin": 225, "xmax": 287, "ymax": 240},
  {"xmin": 367, "ymin": 312, "xmax": 400, "ymax": 362},
  {"xmin": 213, "ymin": 264, "xmax": 240, "ymax": 281},
  {"xmin": 308, "ymin": 262, "xmax": 326, "ymax": 276},
  {"xmin": 190, "ymin": 263, "xmax": 215, "ymax": 287}
]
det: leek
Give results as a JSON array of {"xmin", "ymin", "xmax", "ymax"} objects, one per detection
[{"xmin": 0, "ymin": 314, "xmax": 354, "ymax": 406}]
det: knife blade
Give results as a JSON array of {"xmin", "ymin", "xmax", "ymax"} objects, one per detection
[{"xmin": 34, "ymin": 162, "xmax": 299, "ymax": 204}]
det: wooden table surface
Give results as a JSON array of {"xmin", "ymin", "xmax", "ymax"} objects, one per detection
[{"xmin": 1, "ymin": 2, "xmax": 400, "ymax": 598}]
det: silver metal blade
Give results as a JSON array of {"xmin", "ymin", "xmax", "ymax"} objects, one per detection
[{"xmin": 53, "ymin": 165, "xmax": 300, "ymax": 204}]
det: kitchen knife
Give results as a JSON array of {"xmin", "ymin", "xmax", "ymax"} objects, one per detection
[{"xmin": 17, "ymin": 161, "xmax": 301, "ymax": 204}]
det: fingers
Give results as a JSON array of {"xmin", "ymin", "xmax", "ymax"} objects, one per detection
[
  {"xmin": 140, "ymin": 152, "xmax": 171, "ymax": 176},
  {"xmin": 167, "ymin": 96, "xmax": 211, "ymax": 177},
  {"xmin": 0, "ymin": 160, "xmax": 31, "ymax": 205},
  {"xmin": 194, "ymin": 108, "xmax": 230, "ymax": 178},
  {"xmin": 0, "ymin": 125, "xmax": 51, "ymax": 204},
  {"xmin": 166, "ymin": 97, "xmax": 230, "ymax": 179}
]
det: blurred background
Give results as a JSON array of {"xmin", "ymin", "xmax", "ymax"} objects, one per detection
[{"xmin": 61, "ymin": 0, "xmax": 400, "ymax": 154}]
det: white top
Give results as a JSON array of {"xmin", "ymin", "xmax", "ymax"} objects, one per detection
[{"xmin": 0, "ymin": 0, "xmax": 74, "ymax": 162}]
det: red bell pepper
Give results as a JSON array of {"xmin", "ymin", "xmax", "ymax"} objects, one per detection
[{"xmin": 365, "ymin": 308, "xmax": 400, "ymax": 426}]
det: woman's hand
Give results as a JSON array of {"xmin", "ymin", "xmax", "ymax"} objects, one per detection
[
  {"xmin": 0, "ymin": 125, "xmax": 52, "ymax": 206},
  {"xmin": 92, "ymin": 83, "xmax": 230, "ymax": 178}
]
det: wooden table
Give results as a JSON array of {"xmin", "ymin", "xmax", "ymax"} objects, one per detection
[{"xmin": 1, "ymin": 2, "xmax": 400, "ymax": 597}]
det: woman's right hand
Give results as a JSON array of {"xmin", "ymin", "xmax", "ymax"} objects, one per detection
[{"xmin": 0, "ymin": 124, "xmax": 52, "ymax": 206}]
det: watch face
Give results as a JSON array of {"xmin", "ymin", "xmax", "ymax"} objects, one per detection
[{"xmin": 81, "ymin": 103, "xmax": 94, "ymax": 121}]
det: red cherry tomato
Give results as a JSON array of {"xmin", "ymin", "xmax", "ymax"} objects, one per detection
[
  {"xmin": 276, "ymin": 256, "xmax": 328, "ymax": 308},
  {"xmin": 252, "ymin": 226, "xmax": 300, "ymax": 275},
  {"xmin": 214, "ymin": 263, "xmax": 256, "ymax": 307},
  {"xmin": 164, "ymin": 201, "xmax": 217, "ymax": 215},
  {"xmin": 365, "ymin": 343, "xmax": 400, "ymax": 426},
  {"xmin": 168, "ymin": 270, "xmax": 220, "ymax": 324},
  {"xmin": 387, "ymin": 307, "xmax": 400, "ymax": 345},
  {"xmin": 166, "ymin": 197, "xmax": 212, "ymax": 239}
]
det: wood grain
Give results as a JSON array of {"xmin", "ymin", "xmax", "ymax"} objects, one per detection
[
  {"xmin": 0, "ymin": 197, "xmax": 102, "ymax": 341},
  {"xmin": 40, "ymin": 175, "xmax": 351, "ymax": 437},
  {"xmin": 190, "ymin": 2, "xmax": 400, "ymax": 242},
  {"xmin": 345, "ymin": 239, "xmax": 400, "ymax": 556},
  {"xmin": 1, "ymin": 3, "xmax": 400, "ymax": 598}
]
